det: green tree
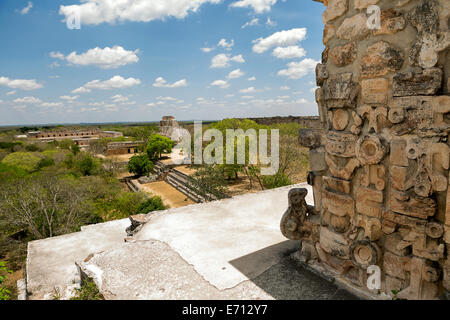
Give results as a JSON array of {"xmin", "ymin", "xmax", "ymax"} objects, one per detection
[
  {"xmin": 189, "ymin": 165, "xmax": 229, "ymax": 201},
  {"xmin": 77, "ymin": 155, "xmax": 97, "ymax": 176},
  {"xmin": 146, "ymin": 134, "xmax": 174, "ymax": 160},
  {"xmin": 1, "ymin": 152, "xmax": 42, "ymax": 173},
  {"xmin": 128, "ymin": 154, "xmax": 154, "ymax": 176},
  {"xmin": 71, "ymin": 143, "xmax": 81, "ymax": 156},
  {"xmin": 136, "ymin": 196, "xmax": 166, "ymax": 214}
]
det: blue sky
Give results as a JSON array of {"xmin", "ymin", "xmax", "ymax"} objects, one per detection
[{"xmin": 0, "ymin": 0, "xmax": 325, "ymax": 126}]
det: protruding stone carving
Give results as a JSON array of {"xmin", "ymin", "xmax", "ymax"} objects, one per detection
[
  {"xmin": 326, "ymin": 154, "xmax": 360, "ymax": 180},
  {"xmin": 350, "ymin": 240, "xmax": 381, "ymax": 268},
  {"xmin": 360, "ymin": 165, "xmax": 386, "ymax": 191},
  {"xmin": 322, "ymin": 73, "xmax": 359, "ymax": 109},
  {"xmin": 360, "ymin": 41, "xmax": 404, "ymax": 78},
  {"xmin": 358, "ymin": 106, "xmax": 388, "ymax": 133},
  {"xmin": 323, "ymin": 24, "xmax": 336, "ymax": 45},
  {"xmin": 316, "ymin": 64, "xmax": 329, "ymax": 86},
  {"xmin": 280, "ymin": 189, "xmax": 319, "ymax": 240},
  {"xmin": 325, "ymin": 131, "xmax": 357, "ymax": 157},
  {"xmin": 356, "ymin": 135, "xmax": 386, "ymax": 165},
  {"xmin": 393, "ymin": 68, "xmax": 443, "ymax": 96},
  {"xmin": 332, "ymin": 109, "xmax": 349, "ymax": 131}
]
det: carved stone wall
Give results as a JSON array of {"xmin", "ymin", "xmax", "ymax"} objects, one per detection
[{"xmin": 284, "ymin": 0, "xmax": 450, "ymax": 300}]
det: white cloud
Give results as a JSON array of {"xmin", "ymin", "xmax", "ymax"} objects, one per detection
[
  {"xmin": 6, "ymin": 90, "xmax": 16, "ymax": 96},
  {"xmin": 40, "ymin": 102, "xmax": 63, "ymax": 108},
  {"xmin": 0, "ymin": 77, "xmax": 43, "ymax": 91},
  {"xmin": 227, "ymin": 69, "xmax": 244, "ymax": 79},
  {"xmin": 230, "ymin": 0, "xmax": 277, "ymax": 13},
  {"xmin": 153, "ymin": 77, "xmax": 188, "ymax": 88},
  {"xmin": 76, "ymin": 75, "xmax": 141, "ymax": 92},
  {"xmin": 241, "ymin": 95, "xmax": 254, "ymax": 99},
  {"xmin": 252, "ymin": 28, "xmax": 307, "ymax": 54},
  {"xmin": 241, "ymin": 18, "xmax": 259, "ymax": 29},
  {"xmin": 111, "ymin": 94, "xmax": 128, "ymax": 103},
  {"xmin": 278, "ymin": 58, "xmax": 319, "ymax": 79},
  {"xmin": 248, "ymin": 77, "xmax": 256, "ymax": 81},
  {"xmin": 51, "ymin": 46, "xmax": 139, "ymax": 69},
  {"xmin": 210, "ymin": 80, "xmax": 230, "ymax": 89},
  {"xmin": 156, "ymin": 96, "xmax": 178, "ymax": 101},
  {"xmin": 218, "ymin": 39, "xmax": 234, "ymax": 50},
  {"xmin": 239, "ymin": 87, "xmax": 261, "ymax": 93},
  {"xmin": 72, "ymin": 87, "xmax": 91, "ymax": 94},
  {"xmin": 50, "ymin": 51, "xmax": 65, "ymax": 60},
  {"xmin": 201, "ymin": 47, "xmax": 214, "ymax": 53},
  {"xmin": 210, "ymin": 53, "xmax": 245, "ymax": 68},
  {"xmin": 225, "ymin": 94, "xmax": 235, "ymax": 98},
  {"xmin": 13, "ymin": 96, "xmax": 42, "ymax": 104},
  {"xmin": 60, "ymin": 95, "xmax": 79, "ymax": 101},
  {"xmin": 272, "ymin": 46, "xmax": 306, "ymax": 59},
  {"xmin": 280, "ymin": 86, "xmax": 290, "ymax": 91},
  {"xmin": 20, "ymin": 2, "xmax": 33, "ymax": 15},
  {"xmin": 59, "ymin": 0, "xmax": 222, "ymax": 25},
  {"xmin": 266, "ymin": 17, "xmax": 277, "ymax": 27}
]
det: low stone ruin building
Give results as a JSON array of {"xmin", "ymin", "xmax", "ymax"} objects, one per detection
[
  {"xmin": 282, "ymin": 0, "xmax": 450, "ymax": 300},
  {"xmin": 106, "ymin": 141, "xmax": 143, "ymax": 156}
]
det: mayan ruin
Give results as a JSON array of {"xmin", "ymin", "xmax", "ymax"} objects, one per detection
[{"xmin": 282, "ymin": 0, "xmax": 450, "ymax": 300}]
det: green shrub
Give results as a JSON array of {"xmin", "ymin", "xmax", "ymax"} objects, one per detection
[
  {"xmin": 25, "ymin": 144, "xmax": 41, "ymax": 152},
  {"xmin": 38, "ymin": 157, "xmax": 55, "ymax": 169},
  {"xmin": 0, "ymin": 261, "xmax": 12, "ymax": 301},
  {"xmin": 128, "ymin": 154, "xmax": 153, "ymax": 176},
  {"xmin": 1, "ymin": 152, "xmax": 42, "ymax": 173},
  {"xmin": 115, "ymin": 192, "xmax": 148, "ymax": 218},
  {"xmin": 70, "ymin": 279, "xmax": 103, "ymax": 300},
  {"xmin": 136, "ymin": 196, "xmax": 166, "ymax": 214},
  {"xmin": 262, "ymin": 173, "xmax": 293, "ymax": 189}
]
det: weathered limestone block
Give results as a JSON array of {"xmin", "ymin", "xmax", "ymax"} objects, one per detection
[
  {"xmin": 323, "ymin": 176, "xmax": 351, "ymax": 194},
  {"xmin": 323, "ymin": 0, "xmax": 348, "ymax": 24},
  {"xmin": 361, "ymin": 78, "xmax": 389, "ymax": 104},
  {"xmin": 299, "ymin": 128, "xmax": 323, "ymax": 148},
  {"xmin": 393, "ymin": 68, "xmax": 443, "ymax": 96},
  {"xmin": 374, "ymin": 9, "xmax": 406, "ymax": 36},
  {"xmin": 322, "ymin": 189, "xmax": 355, "ymax": 218},
  {"xmin": 126, "ymin": 214, "xmax": 148, "ymax": 236},
  {"xmin": 331, "ymin": 109, "xmax": 350, "ymax": 131},
  {"xmin": 322, "ymin": 73, "xmax": 359, "ymax": 108},
  {"xmin": 385, "ymin": 275, "xmax": 407, "ymax": 294},
  {"xmin": 319, "ymin": 226, "xmax": 350, "ymax": 259},
  {"xmin": 390, "ymin": 139, "xmax": 409, "ymax": 166},
  {"xmin": 384, "ymin": 252, "xmax": 409, "ymax": 280},
  {"xmin": 356, "ymin": 186, "xmax": 383, "ymax": 218},
  {"xmin": 383, "ymin": 211, "xmax": 427, "ymax": 232},
  {"xmin": 329, "ymin": 42, "xmax": 357, "ymax": 67},
  {"xmin": 396, "ymin": 0, "xmax": 411, "ymax": 7},
  {"xmin": 385, "ymin": 233, "xmax": 410, "ymax": 256},
  {"xmin": 326, "ymin": 154, "xmax": 360, "ymax": 180},
  {"xmin": 336, "ymin": 13, "xmax": 370, "ymax": 40},
  {"xmin": 316, "ymin": 63, "xmax": 329, "ymax": 86},
  {"xmin": 443, "ymin": 261, "xmax": 450, "ymax": 291},
  {"xmin": 330, "ymin": 214, "xmax": 351, "ymax": 233},
  {"xmin": 390, "ymin": 190, "xmax": 437, "ymax": 220},
  {"xmin": 323, "ymin": 24, "xmax": 336, "ymax": 45},
  {"xmin": 310, "ymin": 147, "xmax": 327, "ymax": 172},
  {"xmin": 360, "ymin": 165, "xmax": 385, "ymax": 191},
  {"xmin": 360, "ymin": 41, "xmax": 404, "ymax": 78},
  {"xmin": 354, "ymin": 0, "xmax": 379, "ymax": 10},
  {"xmin": 325, "ymin": 131, "xmax": 357, "ymax": 157},
  {"xmin": 391, "ymin": 166, "xmax": 413, "ymax": 191}
]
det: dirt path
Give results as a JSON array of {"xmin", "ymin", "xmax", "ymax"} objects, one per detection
[{"xmin": 138, "ymin": 181, "xmax": 195, "ymax": 209}]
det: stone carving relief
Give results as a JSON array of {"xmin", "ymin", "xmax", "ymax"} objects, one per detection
[{"xmin": 287, "ymin": 0, "xmax": 450, "ymax": 300}]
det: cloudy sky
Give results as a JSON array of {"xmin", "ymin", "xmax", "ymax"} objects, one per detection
[{"xmin": 0, "ymin": 0, "xmax": 325, "ymax": 126}]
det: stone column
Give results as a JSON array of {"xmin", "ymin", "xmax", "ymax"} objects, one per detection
[{"xmin": 288, "ymin": 0, "xmax": 449, "ymax": 300}]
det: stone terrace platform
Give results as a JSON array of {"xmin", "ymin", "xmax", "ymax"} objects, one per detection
[{"xmin": 26, "ymin": 183, "xmax": 358, "ymax": 300}]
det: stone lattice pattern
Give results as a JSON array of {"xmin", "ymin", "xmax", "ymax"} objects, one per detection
[{"xmin": 283, "ymin": 0, "xmax": 450, "ymax": 300}]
